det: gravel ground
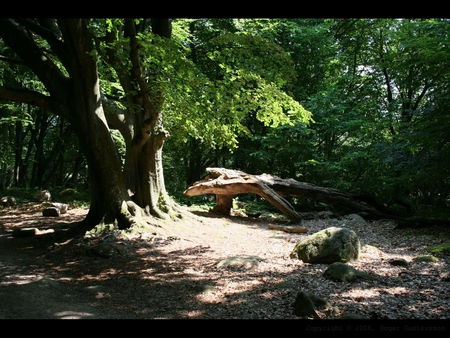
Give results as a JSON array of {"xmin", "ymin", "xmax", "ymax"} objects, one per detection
[{"xmin": 1, "ymin": 205, "xmax": 450, "ymax": 326}]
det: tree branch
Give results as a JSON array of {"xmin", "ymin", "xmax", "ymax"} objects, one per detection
[
  {"xmin": 0, "ymin": 86, "xmax": 60, "ymax": 114},
  {"xmin": 0, "ymin": 19, "xmax": 69, "ymax": 95},
  {"xmin": 0, "ymin": 55, "xmax": 25, "ymax": 66},
  {"xmin": 15, "ymin": 18, "xmax": 68, "ymax": 66}
]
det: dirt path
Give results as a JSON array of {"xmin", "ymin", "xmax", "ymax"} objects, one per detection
[
  {"xmin": 0, "ymin": 206, "xmax": 114, "ymax": 319},
  {"xmin": 1, "ymin": 204, "xmax": 450, "ymax": 320}
]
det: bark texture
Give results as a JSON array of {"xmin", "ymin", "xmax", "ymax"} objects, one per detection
[
  {"xmin": 101, "ymin": 18, "xmax": 181, "ymax": 219},
  {"xmin": 184, "ymin": 168, "xmax": 410, "ymax": 222},
  {"xmin": 0, "ymin": 19, "xmax": 142, "ymax": 232}
]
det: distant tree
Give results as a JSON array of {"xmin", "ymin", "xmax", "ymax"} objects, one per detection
[{"xmin": 309, "ymin": 18, "xmax": 450, "ymax": 207}]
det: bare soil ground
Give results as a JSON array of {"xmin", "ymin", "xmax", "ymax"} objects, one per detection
[{"xmin": 1, "ymin": 203, "xmax": 450, "ymax": 323}]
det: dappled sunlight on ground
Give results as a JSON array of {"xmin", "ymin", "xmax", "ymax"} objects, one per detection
[{"xmin": 0, "ymin": 204, "xmax": 449, "ymax": 319}]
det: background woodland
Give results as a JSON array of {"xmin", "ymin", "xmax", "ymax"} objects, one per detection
[{"xmin": 1, "ymin": 18, "xmax": 449, "ymax": 221}]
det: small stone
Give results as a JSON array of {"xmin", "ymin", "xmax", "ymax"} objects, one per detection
[
  {"xmin": 12, "ymin": 227, "xmax": 38, "ymax": 238},
  {"xmin": 1, "ymin": 196, "xmax": 16, "ymax": 207},
  {"xmin": 43, "ymin": 207, "xmax": 60, "ymax": 217},
  {"xmin": 389, "ymin": 258, "xmax": 409, "ymax": 267},
  {"xmin": 51, "ymin": 202, "xmax": 68, "ymax": 214}
]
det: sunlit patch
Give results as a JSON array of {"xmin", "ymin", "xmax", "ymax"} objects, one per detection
[
  {"xmin": 55, "ymin": 311, "xmax": 94, "ymax": 319},
  {"xmin": 1, "ymin": 274, "xmax": 41, "ymax": 286},
  {"xmin": 184, "ymin": 310, "xmax": 205, "ymax": 318}
]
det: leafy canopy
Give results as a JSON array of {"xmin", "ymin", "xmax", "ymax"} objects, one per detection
[{"xmin": 96, "ymin": 18, "xmax": 312, "ymax": 150}]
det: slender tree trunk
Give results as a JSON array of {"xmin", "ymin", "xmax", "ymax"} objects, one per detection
[
  {"xmin": 13, "ymin": 119, "xmax": 26, "ymax": 187},
  {"xmin": 66, "ymin": 152, "xmax": 84, "ymax": 186}
]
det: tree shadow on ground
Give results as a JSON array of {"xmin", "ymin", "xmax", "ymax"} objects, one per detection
[{"xmin": 1, "ymin": 207, "xmax": 450, "ymax": 321}]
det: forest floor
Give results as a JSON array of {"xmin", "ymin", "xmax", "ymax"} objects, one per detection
[{"xmin": 1, "ymin": 203, "xmax": 450, "ymax": 325}]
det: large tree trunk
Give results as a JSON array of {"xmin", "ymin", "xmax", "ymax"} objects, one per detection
[
  {"xmin": 132, "ymin": 115, "xmax": 175, "ymax": 219},
  {"xmin": 59, "ymin": 20, "xmax": 145, "ymax": 231},
  {"xmin": 0, "ymin": 19, "xmax": 145, "ymax": 233},
  {"xmin": 102, "ymin": 18, "xmax": 184, "ymax": 220},
  {"xmin": 184, "ymin": 168, "xmax": 408, "ymax": 221}
]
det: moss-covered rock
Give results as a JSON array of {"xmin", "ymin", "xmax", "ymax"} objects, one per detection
[
  {"xmin": 413, "ymin": 255, "xmax": 439, "ymax": 263},
  {"xmin": 290, "ymin": 227, "xmax": 360, "ymax": 264},
  {"xmin": 324, "ymin": 262, "xmax": 378, "ymax": 282},
  {"xmin": 389, "ymin": 258, "xmax": 409, "ymax": 267},
  {"xmin": 292, "ymin": 290, "xmax": 332, "ymax": 318},
  {"xmin": 425, "ymin": 242, "xmax": 450, "ymax": 257},
  {"xmin": 57, "ymin": 188, "xmax": 79, "ymax": 202},
  {"xmin": 216, "ymin": 255, "xmax": 262, "ymax": 269}
]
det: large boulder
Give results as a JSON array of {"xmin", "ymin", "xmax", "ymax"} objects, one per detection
[{"xmin": 290, "ymin": 227, "xmax": 360, "ymax": 264}]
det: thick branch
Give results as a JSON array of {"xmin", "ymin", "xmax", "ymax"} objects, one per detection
[
  {"xmin": 15, "ymin": 18, "xmax": 70, "ymax": 69},
  {"xmin": 0, "ymin": 55, "xmax": 25, "ymax": 66},
  {"xmin": 184, "ymin": 168, "xmax": 406, "ymax": 221},
  {"xmin": 0, "ymin": 87, "xmax": 62, "ymax": 115},
  {"xmin": 0, "ymin": 19, "xmax": 69, "ymax": 94}
]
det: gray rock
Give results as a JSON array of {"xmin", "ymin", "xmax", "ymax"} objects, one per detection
[
  {"xmin": 290, "ymin": 227, "xmax": 360, "ymax": 264},
  {"xmin": 216, "ymin": 255, "xmax": 261, "ymax": 269},
  {"xmin": 345, "ymin": 213, "xmax": 367, "ymax": 224},
  {"xmin": 1, "ymin": 196, "xmax": 16, "ymax": 207},
  {"xmin": 324, "ymin": 262, "xmax": 378, "ymax": 282},
  {"xmin": 12, "ymin": 227, "xmax": 38, "ymax": 238},
  {"xmin": 33, "ymin": 190, "xmax": 51, "ymax": 202},
  {"xmin": 51, "ymin": 202, "xmax": 68, "ymax": 214}
]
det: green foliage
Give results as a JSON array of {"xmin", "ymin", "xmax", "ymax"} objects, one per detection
[
  {"xmin": 2, "ymin": 18, "xmax": 450, "ymax": 217},
  {"xmin": 160, "ymin": 20, "xmax": 312, "ymax": 150},
  {"xmin": 161, "ymin": 18, "xmax": 450, "ymax": 218}
]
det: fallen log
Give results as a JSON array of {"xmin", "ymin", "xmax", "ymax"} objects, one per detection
[
  {"xmin": 268, "ymin": 224, "xmax": 308, "ymax": 233},
  {"xmin": 183, "ymin": 168, "xmax": 405, "ymax": 222}
]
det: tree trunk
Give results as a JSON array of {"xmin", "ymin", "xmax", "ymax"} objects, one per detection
[
  {"xmin": 102, "ymin": 18, "xmax": 184, "ymax": 220},
  {"xmin": 66, "ymin": 153, "xmax": 84, "ymax": 186},
  {"xmin": 133, "ymin": 118, "xmax": 171, "ymax": 218},
  {"xmin": 184, "ymin": 167, "xmax": 407, "ymax": 221},
  {"xmin": 56, "ymin": 20, "xmax": 146, "ymax": 231},
  {"xmin": 0, "ymin": 19, "xmax": 146, "ymax": 233}
]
